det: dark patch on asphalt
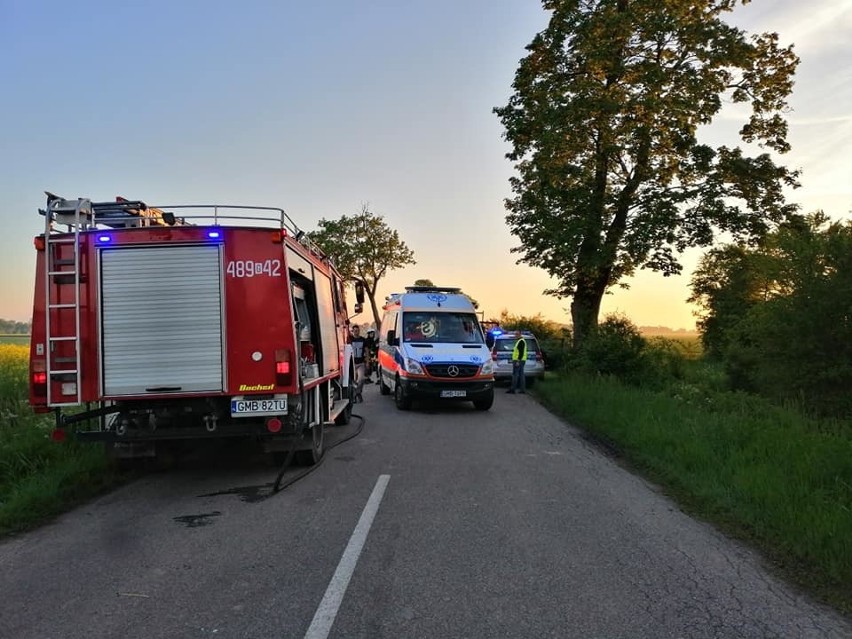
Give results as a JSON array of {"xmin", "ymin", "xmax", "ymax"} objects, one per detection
[
  {"xmin": 579, "ymin": 429, "xmax": 623, "ymax": 459},
  {"xmin": 197, "ymin": 484, "xmax": 274, "ymax": 504},
  {"xmin": 173, "ymin": 511, "xmax": 222, "ymax": 527},
  {"xmin": 334, "ymin": 455, "xmax": 355, "ymax": 462}
]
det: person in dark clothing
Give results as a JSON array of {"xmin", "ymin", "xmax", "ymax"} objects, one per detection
[
  {"xmin": 364, "ymin": 329, "xmax": 378, "ymax": 383},
  {"xmin": 507, "ymin": 330, "xmax": 527, "ymax": 394},
  {"xmin": 350, "ymin": 325, "xmax": 367, "ymax": 402}
]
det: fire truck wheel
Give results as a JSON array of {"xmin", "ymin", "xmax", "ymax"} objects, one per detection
[
  {"xmin": 295, "ymin": 423, "xmax": 325, "ymax": 466},
  {"xmin": 394, "ymin": 378, "xmax": 412, "ymax": 410}
]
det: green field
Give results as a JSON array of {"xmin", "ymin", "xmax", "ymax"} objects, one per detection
[{"xmin": 0, "ymin": 335, "xmax": 30, "ymax": 346}]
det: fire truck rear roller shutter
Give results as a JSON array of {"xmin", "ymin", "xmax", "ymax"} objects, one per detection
[{"xmin": 101, "ymin": 245, "xmax": 224, "ymax": 396}]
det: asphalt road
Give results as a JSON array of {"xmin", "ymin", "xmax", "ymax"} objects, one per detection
[{"xmin": 1, "ymin": 383, "xmax": 850, "ymax": 639}]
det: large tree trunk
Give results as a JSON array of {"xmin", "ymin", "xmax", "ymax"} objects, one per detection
[
  {"xmin": 570, "ymin": 273, "xmax": 608, "ymax": 351},
  {"xmin": 366, "ymin": 287, "xmax": 382, "ymax": 330}
]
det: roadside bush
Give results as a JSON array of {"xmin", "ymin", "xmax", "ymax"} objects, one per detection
[
  {"xmin": 641, "ymin": 337, "xmax": 688, "ymax": 386},
  {"xmin": 0, "ymin": 343, "xmax": 118, "ymax": 535},
  {"xmin": 539, "ymin": 335, "xmax": 571, "ymax": 372},
  {"xmin": 573, "ymin": 315, "xmax": 646, "ymax": 382},
  {"xmin": 570, "ymin": 318, "xmax": 696, "ymax": 389},
  {"xmin": 0, "ymin": 344, "xmax": 29, "ymax": 426},
  {"xmin": 725, "ymin": 293, "xmax": 852, "ymax": 418}
]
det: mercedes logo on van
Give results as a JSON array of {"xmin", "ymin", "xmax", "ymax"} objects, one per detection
[{"xmin": 447, "ymin": 365, "xmax": 460, "ymax": 377}]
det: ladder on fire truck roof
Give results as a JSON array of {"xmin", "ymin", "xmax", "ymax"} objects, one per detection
[
  {"xmin": 39, "ymin": 193, "xmax": 178, "ymax": 406},
  {"xmin": 39, "ymin": 194, "xmax": 207, "ymax": 407},
  {"xmin": 41, "ymin": 196, "xmax": 89, "ymax": 406},
  {"xmin": 40, "ymin": 192, "xmax": 330, "ymax": 257}
]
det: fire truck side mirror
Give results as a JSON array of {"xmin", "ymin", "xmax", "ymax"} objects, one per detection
[{"xmin": 354, "ymin": 280, "xmax": 365, "ymax": 304}]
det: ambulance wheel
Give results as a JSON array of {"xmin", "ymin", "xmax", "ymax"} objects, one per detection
[
  {"xmin": 379, "ymin": 373, "xmax": 391, "ymax": 396},
  {"xmin": 295, "ymin": 423, "xmax": 325, "ymax": 466},
  {"xmin": 394, "ymin": 379, "xmax": 412, "ymax": 411},
  {"xmin": 473, "ymin": 389, "xmax": 494, "ymax": 411}
]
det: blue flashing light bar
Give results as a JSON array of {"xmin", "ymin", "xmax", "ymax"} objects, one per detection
[
  {"xmin": 207, "ymin": 230, "xmax": 222, "ymax": 239},
  {"xmin": 97, "ymin": 235, "xmax": 112, "ymax": 243}
]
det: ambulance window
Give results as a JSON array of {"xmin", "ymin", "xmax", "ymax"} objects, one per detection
[{"xmin": 381, "ymin": 311, "xmax": 398, "ymax": 342}]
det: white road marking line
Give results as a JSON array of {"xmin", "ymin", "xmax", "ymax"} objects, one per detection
[{"xmin": 303, "ymin": 474, "xmax": 391, "ymax": 639}]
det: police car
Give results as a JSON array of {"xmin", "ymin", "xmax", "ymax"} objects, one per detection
[{"xmin": 487, "ymin": 329, "xmax": 546, "ymax": 386}]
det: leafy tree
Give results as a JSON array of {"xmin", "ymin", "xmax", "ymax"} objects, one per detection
[
  {"xmin": 494, "ymin": 0, "xmax": 800, "ymax": 350},
  {"xmin": 0, "ymin": 320, "xmax": 31, "ymax": 334},
  {"xmin": 691, "ymin": 212, "xmax": 852, "ymax": 415},
  {"xmin": 310, "ymin": 204, "xmax": 416, "ymax": 329},
  {"xmin": 688, "ymin": 245, "xmax": 773, "ymax": 358},
  {"xmin": 729, "ymin": 215, "xmax": 852, "ymax": 415}
]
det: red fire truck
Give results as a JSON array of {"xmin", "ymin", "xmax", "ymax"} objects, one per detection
[{"xmin": 28, "ymin": 193, "xmax": 361, "ymax": 464}]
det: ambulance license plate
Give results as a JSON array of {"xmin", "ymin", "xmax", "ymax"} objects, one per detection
[
  {"xmin": 231, "ymin": 398, "xmax": 288, "ymax": 416},
  {"xmin": 440, "ymin": 390, "xmax": 466, "ymax": 398}
]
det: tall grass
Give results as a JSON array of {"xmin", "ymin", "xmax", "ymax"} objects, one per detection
[
  {"xmin": 0, "ymin": 344, "xmax": 117, "ymax": 535},
  {"xmin": 536, "ymin": 371, "xmax": 852, "ymax": 612}
]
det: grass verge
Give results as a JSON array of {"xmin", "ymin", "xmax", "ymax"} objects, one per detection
[
  {"xmin": 0, "ymin": 344, "xmax": 122, "ymax": 536},
  {"xmin": 536, "ymin": 371, "xmax": 852, "ymax": 614}
]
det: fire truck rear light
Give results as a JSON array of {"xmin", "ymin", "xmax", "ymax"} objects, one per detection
[
  {"xmin": 271, "ymin": 230, "xmax": 283, "ymax": 243},
  {"xmin": 33, "ymin": 372, "xmax": 47, "ymax": 384},
  {"xmin": 34, "ymin": 236, "xmax": 46, "ymax": 251},
  {"xmin": 275, "ymin": 349, "xmax": 292, "ymax": 385},
  {"xmin": 266, "ymin": 418, "xmax": 282, "ymax": 433},
  {"xmin": 51, "ymin": 429, "xmax": 67, "ymax": 443}
]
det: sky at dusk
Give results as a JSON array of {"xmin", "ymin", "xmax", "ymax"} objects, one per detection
[{"xmin": 2, "ymin": 0, "xmax": 850, "ymax": 330}]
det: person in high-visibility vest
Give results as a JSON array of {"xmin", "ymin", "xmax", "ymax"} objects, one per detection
[{"xmin": 507, "ymin": 330, "xmax": 527, "ymax": 394}]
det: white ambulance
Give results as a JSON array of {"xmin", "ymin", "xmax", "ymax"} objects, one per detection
[{"xmin": 377, "ymin": 286, "xmax": 494, "ymax": 410}]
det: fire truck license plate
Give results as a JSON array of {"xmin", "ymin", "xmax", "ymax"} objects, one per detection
[
  {"xmin": 231, "ymin": 398, "xmax": 288, "ymax": 416},
  {"xmin": 440, "ymin": 390, "xmax": 467, "ymax": 398}
]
